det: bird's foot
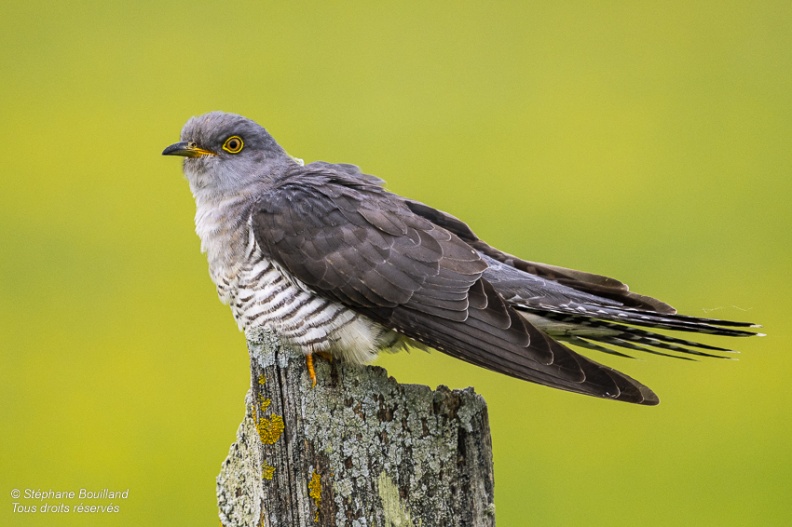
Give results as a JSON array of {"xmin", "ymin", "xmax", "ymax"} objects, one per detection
[{"xmin": 306, "ymin": 353, "xmax": 318, "ymax": 388}]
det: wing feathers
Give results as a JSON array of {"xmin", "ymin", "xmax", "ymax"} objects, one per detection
[
  {"xmin": 250, "ymin": 168, "xmax": 709, "ymax": 405},
  {"xmin": 404, "ymin": 199, "xmax": 679, "ymax": 313}
]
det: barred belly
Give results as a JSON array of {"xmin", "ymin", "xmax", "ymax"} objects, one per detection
[
  {"xmin": 217, "ymin": 253, "xmax": 405, "ymax": 365},
  {"xmin": 196, "ymin": 204, "xmax": 407, "ymax": 364}
]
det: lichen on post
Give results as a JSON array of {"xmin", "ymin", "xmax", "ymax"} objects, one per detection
[{"xmin": 217, "ymin": 329, "xmax": 496, "ymax": 527}]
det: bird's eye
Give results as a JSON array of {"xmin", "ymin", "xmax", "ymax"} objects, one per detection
[{"xmin": 222, "ymin": 135, "xmax": 244, "ymax": 154}]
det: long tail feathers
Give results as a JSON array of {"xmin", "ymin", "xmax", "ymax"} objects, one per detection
[{"xmin": 519, "ymin": 307, "xmax": 761, "ymax": 361}]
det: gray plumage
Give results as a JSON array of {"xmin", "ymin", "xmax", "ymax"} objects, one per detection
[{"xmin": 163, "ymin": 111, "xmax": 760, "ymax": 406}]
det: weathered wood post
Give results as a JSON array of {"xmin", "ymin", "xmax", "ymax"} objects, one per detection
[{"xmin": 217, "ymin": 330, "xmax": 496, "ymax": 526}]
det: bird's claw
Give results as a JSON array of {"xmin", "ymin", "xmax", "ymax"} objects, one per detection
[{"xmin": 306, "ymin": 353, "xmax": 317, "ymax": 388}]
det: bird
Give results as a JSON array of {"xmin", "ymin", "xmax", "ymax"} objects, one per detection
[{"xmin": 163, "ymin": 111, "xmax": 760, "ymax": 405}]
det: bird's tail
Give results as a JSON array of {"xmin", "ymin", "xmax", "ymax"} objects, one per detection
[{"xmin": 518, "ymin": 306, "xmax": 761, "ymax": 361}]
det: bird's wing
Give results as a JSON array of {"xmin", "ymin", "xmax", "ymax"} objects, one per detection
[
  {"xmin": 403, "ymin": 199, "xmax": 676, "ymax": 313},
  {"xmin": 402, "ymin": 199, "xmax": 757, "ymax": 360},
  {"xmin": 251, "ymin": 170, "xmax": 658, "ymax": 404}
]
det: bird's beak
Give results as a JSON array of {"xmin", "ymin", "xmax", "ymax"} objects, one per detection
[{"xmin": 162, "ymin": 141, "xmax": 216, "ymax": 158}]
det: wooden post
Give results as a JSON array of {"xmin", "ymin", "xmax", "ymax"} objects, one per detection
[{"xmin": 217, "ymin": 330, "xmax": 496, "ymax": 527}]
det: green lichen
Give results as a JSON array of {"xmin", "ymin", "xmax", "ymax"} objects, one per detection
[
  {"xmin": 237, "ymin": 333, "xmax": 494, "ymax": 526},
  {"xmin": 378, "ymin": 471, "xmax": 415, "ymax": 527}
]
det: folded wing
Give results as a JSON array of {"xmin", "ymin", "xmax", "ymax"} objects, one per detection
[{"xmin": 251, "ymin": 168, "xmax": 660, "ymax": 404}]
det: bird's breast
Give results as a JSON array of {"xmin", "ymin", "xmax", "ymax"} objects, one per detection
[{"xmin": 199, "ymin": 211, "xmax": 407, "ymax": 363}]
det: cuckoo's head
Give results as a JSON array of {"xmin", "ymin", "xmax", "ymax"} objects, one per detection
[{"xmin": 163, "ymin": 112, "xmax": 296, "ymax": 199}]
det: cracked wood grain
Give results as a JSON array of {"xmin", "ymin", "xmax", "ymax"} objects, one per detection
[{"xmin": 217, "ymin": 329, "xmax": 496, "ymax": 527}]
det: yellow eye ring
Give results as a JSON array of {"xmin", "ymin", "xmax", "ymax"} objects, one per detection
[{"xmin": 222, "ymin": 135, "xmax": 244, "ymax": 154}]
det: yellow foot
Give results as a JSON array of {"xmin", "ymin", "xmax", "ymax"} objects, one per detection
[{"xmin": 306, "ymin": 353, "xmax": 317, "ymax": 388}]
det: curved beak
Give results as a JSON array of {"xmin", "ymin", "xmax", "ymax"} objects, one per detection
[{"xmin": 162, "ymin": 141, "xmax": 216, "ymax": 158}]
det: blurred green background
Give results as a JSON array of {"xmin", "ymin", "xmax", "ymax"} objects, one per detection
[{"xmin": 2, "ymin": 1, "xmax": 789, "ymax": 525}]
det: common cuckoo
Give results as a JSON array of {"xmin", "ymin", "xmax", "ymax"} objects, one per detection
[{"xmin": 163, "ymin": 111, "xmax": 759, "ymax": 405}]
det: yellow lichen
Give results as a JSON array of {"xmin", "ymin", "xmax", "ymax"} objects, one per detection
[
  {"xmin": 262, "ymin": 462, "xmax": 276, "ymax": 481},
  {"xmin": 257, "ymin": 373, "xmax": 266, "ymax": 385},
  {"xmin": 308, "ymin": 471, "xmax": 322, "ymax": 523},
  {"xmin": 257, "ymin": 414, "xmax": 285, "ymax": 445},
  {"xmin": 259, "ymin": 395, "xmax": 271, "ymax": 412}
]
